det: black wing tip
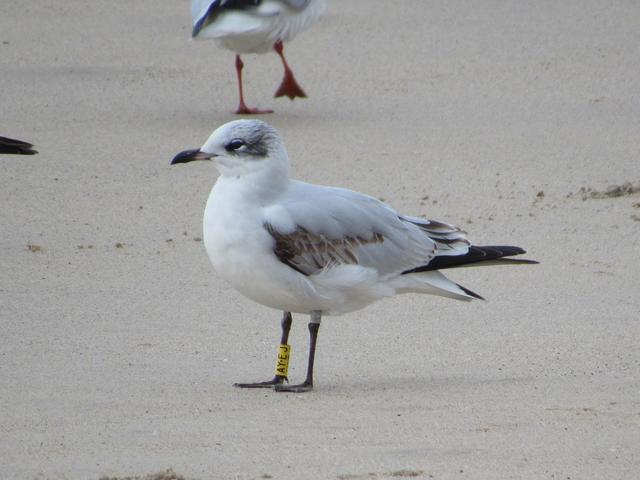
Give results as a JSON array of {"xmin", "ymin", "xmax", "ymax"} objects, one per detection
[
  {"xmin": 2, "ymin": 147, "xmax": 38, "ymax": 155},
  {"xmin": 477, "ymin": 246, "xmax": 539, "ymax": 265},
  {"xmin": 0, "ymin": 136, "xmax": 38, "ymax": 155},
  {"xmin": 192, "ymin": 18, "xmax": 205, "ymax": 37},
  {"xmin": 498, "ymin": 258, "xmax": 539, "ymax": 265},
  {"xmin": 403, "ymin": 245, "xmax": 537, "ymax": 274},
  {"xmin": 479, "ymin": 245, "xmax": 526, "ymax": 256}
]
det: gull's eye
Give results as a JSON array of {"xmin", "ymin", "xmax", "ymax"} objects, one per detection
[{"xmin": 225, "ymin": 138, "xmax": 246, "ymax": 152}]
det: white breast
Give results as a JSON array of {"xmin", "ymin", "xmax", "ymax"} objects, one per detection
[{"xmin": 202, "ymin": 180, "xmax": 320, "ymax": 313}]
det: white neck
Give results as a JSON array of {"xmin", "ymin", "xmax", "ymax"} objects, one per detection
[
  {"xmin": 214, "ymin": 162, "xmax": 289, "ymax": 207},
  {"xmin": 213, "ymin": 142, "xmax": 291, "ymax": 205}
]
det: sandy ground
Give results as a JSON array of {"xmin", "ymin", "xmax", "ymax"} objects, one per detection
[{"xmin": 1, "ymin": 1, "xmax": 639, "ymax": 479}]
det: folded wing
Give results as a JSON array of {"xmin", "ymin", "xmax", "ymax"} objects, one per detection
[{"xmin": 262, "ymin": 181, "xmax": 444, "ymax": 278}]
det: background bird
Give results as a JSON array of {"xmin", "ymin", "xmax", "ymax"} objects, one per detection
[
  {"xmin": 190, "ymin": 0, "xmax": 326, "ymax": 114},
  {"xmin": 171, "ymin": 120, "xmax": 537, "ymax": 392},
  {"xmin": 0, "ymin": 136, "xmax": 38, "ymax": 155}
]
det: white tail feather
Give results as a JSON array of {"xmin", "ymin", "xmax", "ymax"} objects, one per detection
[{"xmin": 392, "ymin": 271, "xmax": 476, "ymax": 301}]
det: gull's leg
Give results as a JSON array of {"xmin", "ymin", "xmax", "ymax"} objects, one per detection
[
  {"xmin": 273, "ymin": 40, "xmax": 307, "ymax": 100},
  {"xmin": 234, "ymin": 54, "xmax": 273, "ymax": 115},
  {"xmin": 234, "ymin": 311, "xmax": 292, "ymax": 388},
  {"xmin": 275, "ymin": 311, "xmax": 321, "ymax": 393}
]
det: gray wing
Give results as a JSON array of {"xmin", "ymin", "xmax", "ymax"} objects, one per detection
[
  {"xmin": 262, "ymin": 181, "xmax": 453, "ymax": 277},
  {"xmin": 400, "ymin": 215, "xmax": 470, "ymax": 256}
]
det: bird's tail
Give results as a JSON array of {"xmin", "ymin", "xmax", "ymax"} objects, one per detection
[
  {"xmin": 396, "ymin": 246, "xmax": 537, "ymax": 301},
  {"xmin": 392, "ymin": 270, "xmax": 483, "ymax": 301}
]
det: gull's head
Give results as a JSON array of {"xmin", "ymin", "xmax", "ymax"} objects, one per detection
[{"xmin": 171, "ymin": 119, "xmax": 289, "ymax": 179}]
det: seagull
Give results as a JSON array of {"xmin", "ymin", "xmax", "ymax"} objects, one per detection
[
  {"xmin": 0, "ymin": 136, "xmax": 37, "ymax": 155},
  {"xmin": 190, "ymin": 0, "xmax": 326, "ymax": 114},
  {"xmin": 171, "ymin": 120, "xmax": 537, "ymax": 392}
]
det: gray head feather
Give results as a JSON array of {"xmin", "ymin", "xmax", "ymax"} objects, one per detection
[{"xmin": 222, "ymin": 119, "xmax": 281, "ymax": 158}]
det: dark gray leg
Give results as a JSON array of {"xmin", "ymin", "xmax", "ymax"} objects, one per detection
[
  {"xmin": 233, "ymin": 311, "xmax": 292, "ymax": 388},
  {"xmin": 275, "ymin": 310, "xmax": 321, "ymax": 393}
]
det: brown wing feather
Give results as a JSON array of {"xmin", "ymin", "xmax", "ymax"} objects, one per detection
[{"xmin": 264, "ymin": 223, "xmax": 384, "ymax": 276}]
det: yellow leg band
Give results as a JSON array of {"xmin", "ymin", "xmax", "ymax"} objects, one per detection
[{"xmin": 275, "ymin": 344, "xmax": 291, "ymax": 378}]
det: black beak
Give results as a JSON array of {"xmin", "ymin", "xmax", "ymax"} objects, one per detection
[{"xmin": 171, "ymin": 149, "xmax": 216, "ymax": 165}]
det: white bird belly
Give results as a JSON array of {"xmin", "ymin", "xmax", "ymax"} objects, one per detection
[
  {"xmin": 195, "ymin": 0, "xmax": 325, "ymax": 54},
  {"xmin": 197, "ymin": 12, "xmax": 277, "ymax": 53},
  {"xmin": 203, "ymin": 191, "xmax": 322, "ymax": 313}
]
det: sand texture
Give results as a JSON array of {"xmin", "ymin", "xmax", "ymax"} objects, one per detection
[{"xmin": 1, "ymin": 1, "xmax": 639, "ymax": 479}]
